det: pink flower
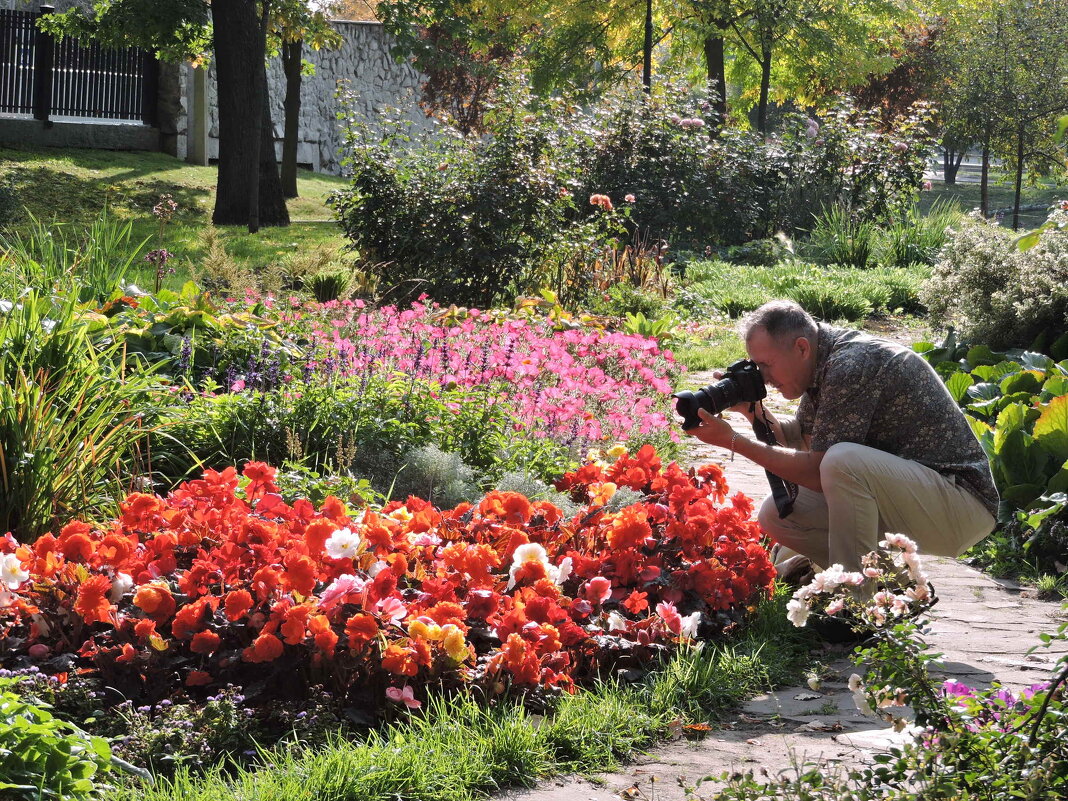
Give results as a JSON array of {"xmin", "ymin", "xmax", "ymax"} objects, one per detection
[
  {"xmin": 386, "ymin": 685, "xmax": 422, "ymax": 709},
  {"xmin": 624, "ymin": 193, "xmax": 636, "ymax": 203},
  {"xmin": 230, "ymin": 379, "xmax": 246, "ymax": 392},
  {"xmin": 584, "ymin": 577, "xmax": 612, "ymax": 604},
  {"xmin": 656, "ymin": 601, "xmax": 682, "ymax": 635}
]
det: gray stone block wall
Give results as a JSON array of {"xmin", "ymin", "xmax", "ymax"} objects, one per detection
[{"xmin": 1, "ymin": 2, "xmax": 428, "ymax": 174}]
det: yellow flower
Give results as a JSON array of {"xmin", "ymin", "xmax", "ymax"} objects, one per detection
[
  {"xmin": 408, "ymin": 618, "xmax": 442, "ymax": 641},
  {"xmin": 607, "ymin": 443, "xmax": 628, "ymax": 460},
  {"xmin": 441, "ymin": 624, "xmax": 470, "ymax": 662}
]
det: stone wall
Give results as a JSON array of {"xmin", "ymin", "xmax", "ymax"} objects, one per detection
[
  {"xmin": 1, "ymin": 2, "xmax": 428, "ymax": 174},
  {"xmin": 184, "ymin": 21, "xmax": 428, "ymax": 174}
]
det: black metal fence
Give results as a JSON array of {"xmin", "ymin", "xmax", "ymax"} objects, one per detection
[{"xmin": 0, "ymin": 5, "xmax": 157, "ymax": 124}]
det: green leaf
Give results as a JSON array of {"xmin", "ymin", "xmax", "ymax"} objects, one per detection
[
  {"xmin": 971, "ymin": 361, "xmax": 1021, "ymax": 382},
  {"xmin": 966, "ymin": 344, "xmax": 1006, "ymax": 367},
  {"xmin": 1001, "ymin": 482, "xmax": 1047, "ymax": 507},
  {"xmin": 995, "ymin": 402, "xmax": 1037, "ymax": 435},
  {"xmin": 945, "ymin": 370, "xmax": 974, "ymax": 403},
  {"xmin": 1034, "ymin": 395, "xmax": 1068, "ymax": 462},
  {"xmin": 912, "ymin": 341, "xmax": 935, "ymax": 354},
  {"xmin": 1016, "ymin": 229, "xmax": 1042, "ymax": 252},
  {"xmin": 1056, "ymin": 114, "xmax": 1068, "ymax": 145},
  {"xmin": 1042, "ymin": 376, "xmax": 1068, "ymax": 398},
  {"xmin": 1048, "ymin": 460, "xmax": 1068, "ymax": 494},
  {"xmin": 1051, "ymin": 331, "xmax": 1068, "ymax": 363},
  {"xmin": 1000, "ymin": 370, "xmax": 1044, "ymax": 395}
]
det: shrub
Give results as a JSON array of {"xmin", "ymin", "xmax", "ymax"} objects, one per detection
[
  {"xmin": 723, "ymin": 236, "xmax": 794, "ymax": 267},
  {"xmin": 333, "ymin": 82, "xmax": 934, "ymax": 306},
  {"xmin": 0, "ymin": 293, "xmax": 164, "ymax": 541},
  {"xmin": 922, "ymin": 206, "xmax": 1068, "ymax": 348},
  {"xmin": 0, "ymin": 677, "xmax": 114, "ymax": 800}
]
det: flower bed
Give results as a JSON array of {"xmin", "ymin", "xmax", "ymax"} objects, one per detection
[{"xmin": 0, "ymin": 449, "xmax": 773, "ymax": 714}]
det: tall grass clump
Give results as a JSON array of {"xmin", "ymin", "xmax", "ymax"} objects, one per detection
[
  {"xmin": 880, "ymin": 197, "xmax": 963, "ymax": 269},
  {"xmin": 0, "ymin": 208, "xmax": 148, "ymax": 302},
  {"xmin": 804, "ymin": 206, "xmax": 879, "ymax": 268},
  {"xmin": 0, "ymin": 293, "xmax": 163, "ymax": 540}
]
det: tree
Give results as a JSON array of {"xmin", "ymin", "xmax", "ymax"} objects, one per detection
[
  {"xmin": 268, "ymin": 1, "xmax": 342, "ymax": 198},
  {"xmin": 42, "ymin": 0, "xmax": 303, "ymax": 230},
  {"xmin": 937, "ymin": 0, "xmax": 1068, "ymax": 223}
]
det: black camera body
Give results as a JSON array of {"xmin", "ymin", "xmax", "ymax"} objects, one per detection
[{"xmin": 672, "ymin": 359, "xmax": 766, "ymax": 430}]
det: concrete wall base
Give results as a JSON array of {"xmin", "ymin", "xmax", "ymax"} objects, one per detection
[{"xmin": 0, "ymin": 117, "xmax": 160, "ymax": 151}]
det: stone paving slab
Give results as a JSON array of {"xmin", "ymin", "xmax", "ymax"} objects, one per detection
[{"xmin": 502, "ymin": 373, "xmax": 1067, "ymax": 801}]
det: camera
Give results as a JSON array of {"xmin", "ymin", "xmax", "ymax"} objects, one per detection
[{"xmin": 672, "ymin": 359, "xmax": 766, "ymax": 429}]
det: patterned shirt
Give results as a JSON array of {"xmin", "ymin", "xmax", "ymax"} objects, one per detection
[{"xmin": 793, "ymin": 324, "xmax": 998, "ymax": 517}]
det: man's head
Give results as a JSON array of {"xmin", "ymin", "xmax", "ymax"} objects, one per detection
[{"xmin": 738, "ymin": 301, "xmax": 818, "ymax": 400}]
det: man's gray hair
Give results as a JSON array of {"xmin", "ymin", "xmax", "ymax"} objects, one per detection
[{"xmin": 738, "ymin": 300, "xmax": 817, "ymax": 346}]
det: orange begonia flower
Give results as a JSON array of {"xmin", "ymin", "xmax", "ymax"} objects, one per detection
[
  {"xmin": 309, "ymin": 614, "xmax": 338, "ymax": 657},
  {"xmin": 115, "ymin": 643, "xmax": 137, "ymax": 664},
  {"xmin": 186, "ymin": 670, "xmax": 213, "ymax": 686},
  {"xmin": 74, "ymin": 575, "xmax": 113, "ymax": 625},
  {"xmin": 303, "ymin": 517, "xmax": 336, "ymax": 555},
  {"xmin": 345, "ymin": 614, "xmax": 378, "ymax": 652},
  {"xmin": 381, "ymin": 643, "xmax": 419, "ymax": 676},
  {"xmin": 243, "ymin": 632, "xmax": 284, "ymax": 663},
  {"xmin": 283, "ymin": 552, "xmax": 318, "ymax": 597},
  {"xmin": 190, "ymin": 630, "xmax": 221, "ymax": 654},
  {"xmin": 133, "ymin": 582, "xmax": 177, "ymax": 623},
  {"xmin": 223, "ymin": 589, "xmax": 254, "ymax": 622}
]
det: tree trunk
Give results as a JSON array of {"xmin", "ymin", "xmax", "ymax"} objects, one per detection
[
  {"xmin": 281, "ymin": 39, "xmax": 303, "ymax": 199},
  {"xmin": 1012, "ymin": 124, "xmax": 1025, "ymax": 231},
  {"xmin": 980, "ymin": 141, "xmax": 990, "ymax": 218},
  {"xmin": 211, "ymin": 0, "xmax": 288, "ymax": 228},
  {"xmin": 942, "ymin": 148, "xmax": 965, "ymax": 186},
  {"xmin": 757, "ymin": 39, "xmax": 772, "ymax": 135},
  {"xmin": 703, "ymin": 31, "xmax": 727, "ymax": 131},
  {"xmin": 642, "ymin": 0, "xmax": 652, "ymax": 94}
]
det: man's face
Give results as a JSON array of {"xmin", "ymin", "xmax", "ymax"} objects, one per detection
[{"xmin": 745, "ymin": 326, "xmax": 813, "ymax": 400}]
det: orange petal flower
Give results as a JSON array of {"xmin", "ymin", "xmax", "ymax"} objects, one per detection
[{"xmin": 74, "ymin": 575, "xmax": 113, "ymax": 625}]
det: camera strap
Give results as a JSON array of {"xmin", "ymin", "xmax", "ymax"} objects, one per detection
[{"xmin": 748, "ymin": 402, "xmax": 798, "ymax": 519}]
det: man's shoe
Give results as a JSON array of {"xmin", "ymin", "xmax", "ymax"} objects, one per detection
[
  {"xmin": 808, "ymin": 614, "xmax": 873, "ymax": 645},
  {"xmin": 776, "ymin": 554, "xmax": 815, "ymax": 588}
]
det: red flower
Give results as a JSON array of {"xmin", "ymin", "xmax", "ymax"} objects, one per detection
[
  {"xmin": 309, "ymin": 614, "xmax": 338, "ymax": 657},
  {"xmin": 74, "ymin": 575, "xmax": 113, "ymax": 624},
  {"xmin": 381, "ymin": 643, "xmax": 419, "ymax": 676},
  {"xmin": 243, "ymin": 632, "xmax": 284, "ymax": 663},
  {"xmin": 345, "ymin": 614, "xmax": 378, "ymax": 652},
  {"xmin": 283, "ymin": 552, "xmax": 317, "ymax": 597},
  {"xmin": 223, "ymin": 589, "xmax": 254, "ymax": 622},
  {"xmin": 606, "ymin": 507, "xmax": 651, "ymax": 551},
  {"xmin": 622, "ymin": 590, "xmax": 649, "ymax": 615},
  {"xmin": 190, "ymin": 630, "xmax": 221, "ymax": 654}
]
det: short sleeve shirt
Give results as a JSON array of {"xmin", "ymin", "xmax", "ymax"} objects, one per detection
[{"xmin": 795, "ymin": 324, "xmax": 998, "ymax": 517}]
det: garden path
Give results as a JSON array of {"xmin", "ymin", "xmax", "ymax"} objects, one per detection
[{"xmin": 502, "ymin": 374, "xmax": 1068, "ymax": 801}]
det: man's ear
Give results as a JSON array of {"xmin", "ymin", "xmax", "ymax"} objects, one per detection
[{"xmin": 794, "ymin": 336, "xmax": 812, "ymax": 360}]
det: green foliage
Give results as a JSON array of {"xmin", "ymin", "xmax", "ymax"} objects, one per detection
[
  {"xmin": 0, "ymin": 208, "xmax": 148, "ymax": 303},
  {"xmin": 681, "ymin": 260, "xmax": 927, "ymax": 321},
  {"xmin": 390, "ymin": 444, "xmax": 481, "ymax": 507},
  {"xmin": 915, "ymin": 329, "xmax": 1068, "ymax": 580},
  {"xmin": 307, "ymin": 268, "xmax": 352, "ymax": 303},
  {"xmin": 923, "ymin": 206, "xmax": 1068, "ymax": 348},
  {"xmin": 879, "ymin": 197, "xmax": 963, "ymax": 269},
  {"xmin": 589, "ymin": 282, "xmax": 669, "ymax": 320},
  {"xmin": 333, "ymin": 85, "xmax": 933, "ymax": 306},
  {"xmin": 804, "ymin": 205, "xmax": 879, "ymax": 268},
  {"xmin": 170, "ymin": 375, "xmax": 570, "ymax": 496},
  {"xmin": 723, "ymin": 236, "xmax": 795, "ymax": 267},
  {"xmin": 0, "ymin": 293, "xmax": 164, "ymax": 541},
  {"xmin": 0, "ymin": 678, "xmax": 113, "ymax": 801},
  {"xmin": 0, "ymin": 175, "xmax": 19, "ymax": 230}
]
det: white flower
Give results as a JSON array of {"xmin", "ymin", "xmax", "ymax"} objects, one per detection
[
  {"xmin": 906, "ymin": 582, "xmax": 931, "ymax": 602},
  {"xmin": 863, "ymin": 567, "xmax": 882, "ymax": 578},
  {"xmin": 881, "ymin": 533, "xmax": 917, "ymax": 553},
  {"xmin": 109, "ymin": 572, "xmax": 134, "ymax": 602},
  {"xmin": 607, "ymin": 611, "xmax": 628, "ymax": 632},
  {"xmin": 848, "ymin": 673, "xmax": 864, "ymax": 693},
  {"xmin": 325, "ymin": 527, "xmax": 361, "ymax": 560},
  {"xmin": 367, "ymin": 560, "xmax": 389, "ymax": 578},
  {"xmin": 508, "ymin": 543, "xmax": 550, "ymax": 589},
  {"xmin": 807, "ymin": 675, "xmax": 822, "ymax": 692},
  {"xmin": 551, "ymin": 556, "xmax": 573, "ymax": 585},
  {"xmin": 825, "ymin": 598, "xmax": 845, "ymax": 616},
  {"xmin": 786, "ymin": 598, "xmax": 810, "ymax": 627},
  {"xmin": 0, "ymin": 588, "xmax": 13, "ymax": 608},
  {"xmin": 680, "ymin": 611, "xmax": 701, "ymax": 639},
  {"xmin": 0, "ymin": 553, "xmax": 29, "ymax": 590}
]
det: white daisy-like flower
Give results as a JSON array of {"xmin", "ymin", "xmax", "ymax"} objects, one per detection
[
  {"xmin": 325, "ymin": 527, "xmax": 361, "ymax": 560},
  {"xmin": 0, "ymin": 553, "xmax": 29, "ymax": 590},
  {"xmin": 607, "ymin": 611, "xmax": 628, "ymax": 632},
  {"xmin": 550, "ymin": 556, "xmax": 573, "ymax": 585}
]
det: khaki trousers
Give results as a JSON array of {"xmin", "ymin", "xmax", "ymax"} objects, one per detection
[{"xmin": 758, "ymin": 442, "xmax": 995, "ymax": 571}]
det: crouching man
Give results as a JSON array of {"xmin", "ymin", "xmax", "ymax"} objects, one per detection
[{"xmin": 684, "ymin": 300, "xmax": 997, "ymax": 574}]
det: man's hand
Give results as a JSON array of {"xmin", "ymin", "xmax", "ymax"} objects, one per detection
[
  {"xmin": 683, "ymin": 407, "xmax": 735, "ymax": 448},
  {"xmin": 709, "ymin": 370, "xmax": 763, "ymax": 418}
]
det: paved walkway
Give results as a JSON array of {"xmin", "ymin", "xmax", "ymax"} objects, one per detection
[{"xmin": 501, "ymin": 380, "xmax": 1068, "ymax": 801}]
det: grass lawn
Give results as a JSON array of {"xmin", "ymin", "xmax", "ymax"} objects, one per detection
[
  {"xmin": 0, "ymin": 145, "xmax": 351, "ymax": 292},
  {"xmin": 920, "ymin": 179, "xmax": 1067, "ymax": 230}
]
